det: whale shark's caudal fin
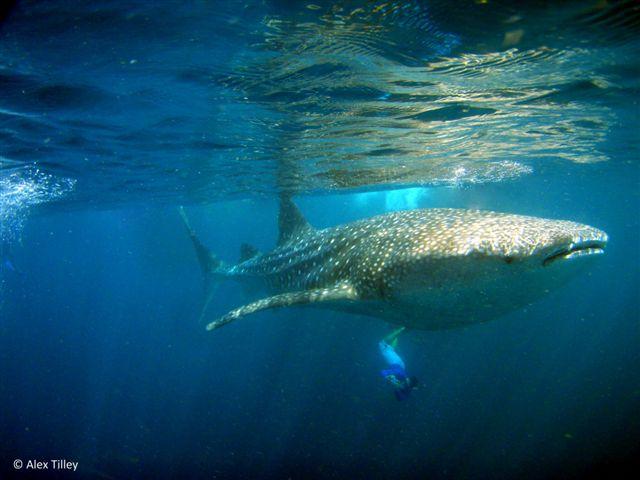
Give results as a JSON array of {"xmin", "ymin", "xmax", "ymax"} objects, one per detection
[
  {"xmin": 278, "ymin": 195, "xmax": 314, "ymax": 246},
  {"xmin": 178, "ymin": 207, "xmax": 226, "ymax": 323}
]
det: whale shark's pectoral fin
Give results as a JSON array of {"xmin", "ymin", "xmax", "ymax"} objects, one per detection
[{"xmin": 205, "ymin": 282, "xmax": 358, "ymax": 331}]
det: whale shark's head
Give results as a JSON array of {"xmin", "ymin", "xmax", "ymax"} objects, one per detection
[
  {"xmin": 440, "ymin": 210, "xmax": 609, "ymax": 268},
  {"xmin": 364, "ymin": 209, "xmax": 608, "ymax": 329}
]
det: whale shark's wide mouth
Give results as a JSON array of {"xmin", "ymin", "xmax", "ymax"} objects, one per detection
[{"xmin": 543, "ymin": 240, "xmax": 607, "ymax": 266}]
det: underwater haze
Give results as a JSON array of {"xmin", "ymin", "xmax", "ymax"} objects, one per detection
[{"xmin": 1, "ymin": 1, "xmax": 639, "ymax": 478}]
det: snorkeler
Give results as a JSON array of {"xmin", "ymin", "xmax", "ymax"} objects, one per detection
[{"xmin": 379, "ymin": 326, "xmax": 418, "ymax": 401}]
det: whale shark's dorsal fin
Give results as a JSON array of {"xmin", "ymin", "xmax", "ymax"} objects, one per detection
[
  {"xmin": 278, "ymin": 195, "xmax": 314, "ymax": 245},
  {"xmin": 205, "ymin": 281, "xmax": 358, "ymax": 330}
]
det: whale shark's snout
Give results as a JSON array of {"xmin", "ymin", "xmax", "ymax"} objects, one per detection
[{"xmin": 445, "ymin": 213, "xmax": 609, "ymax": 267}]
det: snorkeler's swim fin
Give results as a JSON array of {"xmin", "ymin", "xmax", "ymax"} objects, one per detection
[{"xmin": 178, "ymin": 207, "xmax": 226, "ymax": 324}]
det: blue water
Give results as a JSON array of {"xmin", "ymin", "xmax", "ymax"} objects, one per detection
[{"xmin": 1, "ymin": 1, "xmax": 639, "ymax": 478}]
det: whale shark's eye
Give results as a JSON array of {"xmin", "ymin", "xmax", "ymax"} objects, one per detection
[{"xmin": 504, "ymin": 256, "xmax": 514, "ymax": 264}]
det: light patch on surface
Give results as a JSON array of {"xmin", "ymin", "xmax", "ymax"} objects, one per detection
[
  {"xmin": 384, "ymin": 188, "xmax": 430, "ymax": 211},
  {"xmin": 353, "ymin": 187, "xmax": 430, "ymax": 211}
]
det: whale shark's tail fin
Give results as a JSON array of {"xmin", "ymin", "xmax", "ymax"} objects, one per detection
[{"xmin": 178, "ymin": 206, "xmax": 226, "ymax": 323}]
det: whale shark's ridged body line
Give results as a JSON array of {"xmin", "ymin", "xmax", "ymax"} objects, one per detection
[{"xmin": 180, "ymin": 197, "xmax": 607, "ymax": 331}]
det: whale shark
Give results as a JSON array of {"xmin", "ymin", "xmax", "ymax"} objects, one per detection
[{"xmin": 180, "ymin": 197, "xmax": 607, "ymax": 331}]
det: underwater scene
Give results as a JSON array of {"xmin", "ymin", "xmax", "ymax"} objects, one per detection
[{"xmin": 1, "ymin": 1, "xmax": 639, "ymax": 478}]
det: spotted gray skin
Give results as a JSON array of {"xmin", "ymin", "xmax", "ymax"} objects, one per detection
[{"xmin": 180, "ymin": 198, "xmax": 607, "ymax": 331}]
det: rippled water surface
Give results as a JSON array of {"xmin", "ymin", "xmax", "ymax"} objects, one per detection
[
  {"xmin": 1, "ymin": 2, "xmax": 639, "ymax": 479},
  {"xmin": 1, "ymin": 0, "xmax": 638, "ymax": 211}
]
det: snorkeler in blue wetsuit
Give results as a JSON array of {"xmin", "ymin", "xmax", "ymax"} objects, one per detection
[{"xmin": 379, "ymin": 327, "xmax": 418, "ymax": 401}]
